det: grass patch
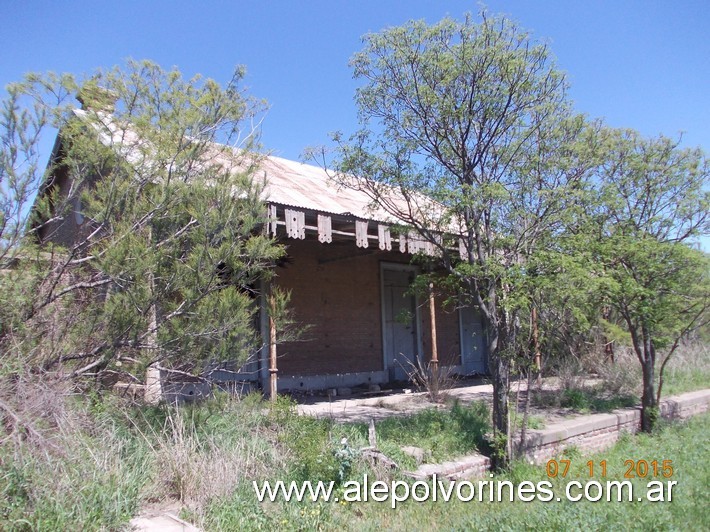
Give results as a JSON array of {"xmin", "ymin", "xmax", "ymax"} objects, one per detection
[
  {"xmin": 317, "ymin": 413, "xmax": 710, "ymax": 531},
  {"xmin": 2, "ymin": 370, "xmax": 707, "ymax": 531},
  {"xmin": 0, "ymin": 390, "xmax": 151, "ymax": 531},
  {"xmin": 196, "ymin": 399, "xmax": 490, "ymax": 530},
  {"xmin": 594, "ymin": 341, "xmax": 710, "ymax": 402},
  {"xmin": 532, "ymin": 385, "xmax": 638, "ymax": 414},
  {"xmin": 0, "ymin": 389, "xmax": 289, "ymax": 530},
  {"xmin": 197, "ymin": 411, "xmax": 710, "ymax": 530},
  {"xmin": 363, "ymin": 400, "xmax": 490, "ymax": 463},
  {"xmin": 511, "ymin": 413, "xmax": 546, "ymax": 430}
]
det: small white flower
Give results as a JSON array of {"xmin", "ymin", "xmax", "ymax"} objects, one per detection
[{"xmin": 341, "ymin": 437, "xmax": 348, "ymax": 445}]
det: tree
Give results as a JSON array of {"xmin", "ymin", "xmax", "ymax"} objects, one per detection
[
  {"xmin": 1, "ymin": 76, "xmax": 66, "ymax": 264},
  {"xmin": 317, "ymin": 12, "xmax": 594, "ymax": 468},
  {"xmin": 0, "ymin": 60, "xmax": 283, "ymax": 390},
  {"xmin": 589, "ymin": 129, "xmax": 709, "ymax": 431}
]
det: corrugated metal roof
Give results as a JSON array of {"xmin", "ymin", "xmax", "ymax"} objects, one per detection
[
  {"xmin": 257, "ymin": 155, "xmax": 395, "ymax": 222},
  {"xmin": 71, "ymin": 109, "xmax": 443, "ymax": 228}
]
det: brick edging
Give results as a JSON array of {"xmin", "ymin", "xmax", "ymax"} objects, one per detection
[
  {"xmin": 521, "ymin": 389, "xmax": 710, "ymax": 463},
  {"xmin": 410, "ymin": 389, "xmax": 710, "ymax": 479}
]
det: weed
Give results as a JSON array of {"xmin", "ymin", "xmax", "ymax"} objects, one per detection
[
  {"xmin": 402, "ymin": 358, "xmax": 456, "ymax": 403},
  {"xmin": 512, "ymin": 415, "xmax": 545, "ymax": 430},
  {"xmin": 333, "ymin": 438, "xmax": 358, "ymax": 482},
  {"xmin": 561, "ymin": 444, "xmax": 581, "ymax": 459},
  {"xmin": 561, "ymin": 388, "xmax": 590, "ymax": 411},
  {"xmin": 483, "ymin": 431, "xmax": 508, "ymax": 467}
]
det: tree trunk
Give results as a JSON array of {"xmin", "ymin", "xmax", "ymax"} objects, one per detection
[
  {"xmin": 531, "ymin": 306, "xmax": 542, "ymax": 386},
  {"xmin": 640, "ymin": 328, "xmax": 657, "ymax": 432},
  {"xmin": 491, "ymin": 353, "xmax": 510, "ymax": 469},
  {"xmin": 268, "ymin": 290, "xmax": 278, "ymax": 402},
  {"xmin": 518, "ymin": 367, "xmax": 534, "ymax": 459},
  {"xmin": 487, "ymin": 320, "xmax": 511, "ymax": 471},
  {"xmin": 472, "ymin": 277, "xmax": 513, "ymax": 470},
  {"xmin": 602, "ymin": 306, "xmax": 615, "ymax": 364}
]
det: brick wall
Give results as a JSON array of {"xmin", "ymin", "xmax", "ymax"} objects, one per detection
[
  {"xmin": 520, "ymin": 389, "xmax": 710, "ymax": 463},
  {"xmin": 413, "ymin": 391, "xmax": 709, "ymax": 480},
  {"xmin": 412, "ymin": 390, "xmax": 710, "ymax": 480},
  {"xmin": 273, "ymin": 237, "xmax": 465, "ymax": 378},
  {"xmin": 420, "ymin": 293, "xmax": 462, "ymax": 367},
  {"xmin": 274, "ymin": 238, "xmax": 406, "ymax": 376}
]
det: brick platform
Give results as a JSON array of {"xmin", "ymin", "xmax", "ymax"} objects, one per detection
[{"xmin": 521, "ymin": 389, "xmax": 710, "ymax": 463}]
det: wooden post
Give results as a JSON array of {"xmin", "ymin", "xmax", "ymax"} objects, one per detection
[
  {"xmin": 268, "ymin": 290, "xmax": 278, "ymax": 402},
  {"xmin": 428, "ymin": 283, "xmax": 439, "ymax": 397}
]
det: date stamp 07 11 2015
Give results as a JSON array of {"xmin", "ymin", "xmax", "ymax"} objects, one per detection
[{"xmin": 545, "ymin": 458, "xmax": 674, "ymax": 479}]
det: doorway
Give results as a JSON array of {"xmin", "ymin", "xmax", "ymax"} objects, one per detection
[
  {"xmin": 381, "ymin": 265, "xmax": 420, "ymax": 381},
  {"xmin": 459, "ymin": 304, "xmax": 487, "ymax": 375}
]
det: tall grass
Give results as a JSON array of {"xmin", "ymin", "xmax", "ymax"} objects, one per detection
[
  {"xmin": 0, "ymin": 383, "xmax": 290, "ymax": 530},
  {"xmin": 125, "ymin": 393, "xmax": 286, "ymax": 508},
  {"xmin": 531, "ymin": 340, "xmax": 710, "ymax": 415},
  {"xmin": 657, "ymin": 341, "xmax": 710, "ymax": 397},
  {"xmin": 0, "ymin": 377, "xmax": 150, "ymax": 530}
]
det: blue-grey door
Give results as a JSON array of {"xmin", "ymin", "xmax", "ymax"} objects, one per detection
[
  {"xmin": 382, "ymin": 268, "xmax": 419, "ymax": 381},
  {"xmin": 459, "ymin": 305, "xmax": 487, "ymax": 375}
]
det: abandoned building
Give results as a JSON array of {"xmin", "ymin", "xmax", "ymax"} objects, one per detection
[
  {"xmin": 35, "ymin": 107, "xmax": 488, "ymax": 400},
  {"xmin": 241, "ymin": 155, "xmax": 487, "ymax": 392}
]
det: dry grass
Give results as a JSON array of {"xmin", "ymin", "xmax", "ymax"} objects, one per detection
[
  {"xmin": 402, "ymin": 358, "xmax": 457, "ymax": 403},
  {"xmin": 0, "ymin": 373, "xmax": 149, "ymax": 529},
  {"xmin": 0, "ymin": 373, "xmax": 289, "ymax": 529},
  {"xmin": 657, "ymin": 340, "xmax": 710, "ymax": 397},
  {"xmin": 0, "ymin": 372, "xmax": 90, "ymax": 459},
  {"xmin": 594, "ymin": 340, "xmax": 709, "ymax": 399},
  {"xmin": 594, "ymin": 346, "xmax": 643, "ymax": 397},
  {"xmin": 142, "ymin": 399, "xmax": 287, "ymax": 510}
]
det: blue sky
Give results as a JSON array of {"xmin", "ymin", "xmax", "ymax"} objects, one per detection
[
  {"xmin": 2, "ymin": 1, "xmax": 708, "ymax": 248},
  {"xmin": 2, "ymin": 1, "xmax": 708, "ymax": 159}
]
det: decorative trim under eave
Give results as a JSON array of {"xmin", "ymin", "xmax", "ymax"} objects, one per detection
[
  {"xmin": 284, "ymin": 208, "xmax": 305, "ymax": 239},
  {"xmin": 268, "ymin": 204, "xmax": 278, "ymax": 236},
  {"xmin": 268, "ymin": 203, "xmax": 453, "ymax": 257},
  {"xmin": 317, "ymin": 214, "xmax": 333, "ymax": 243},
  {"xmin": 355, "ymin": 220, "xmax": 369, "ymax": 248},
  {"xmin": 378, "ymin": 224, "xmax": 392, "ymax": 251}
]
